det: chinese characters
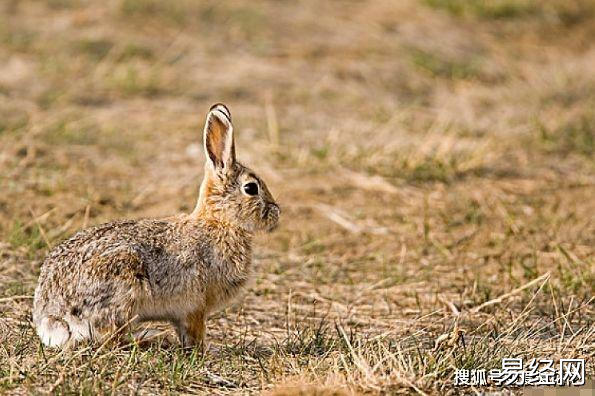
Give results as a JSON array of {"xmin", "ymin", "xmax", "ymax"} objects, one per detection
[{"xmin": 454, "ymin": 358, "xmax": 585, "ymax": 387}]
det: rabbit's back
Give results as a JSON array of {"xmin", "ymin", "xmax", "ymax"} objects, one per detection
[{"xmin": 38, "ymin": 218, "xmax": 211, "ymax": 292}]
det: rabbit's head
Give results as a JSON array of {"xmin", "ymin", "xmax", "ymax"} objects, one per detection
[{"xmin": 195, "ymin": 104, "xmax": 280, "ymax": 233}]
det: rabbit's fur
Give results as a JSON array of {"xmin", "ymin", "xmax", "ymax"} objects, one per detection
[{"xmin": 33, "ymin": 104, "xmax": 280, "ymax": 348}]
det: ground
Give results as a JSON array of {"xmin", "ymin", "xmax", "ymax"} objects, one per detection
[{"xmin": 0, "ymin": 0, "xmax": 593, "ymax": 394}]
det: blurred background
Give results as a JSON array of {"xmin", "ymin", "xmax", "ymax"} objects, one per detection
[{"xmin": 0, "ymin": 0, "xmax": 593, "ymax": 393}]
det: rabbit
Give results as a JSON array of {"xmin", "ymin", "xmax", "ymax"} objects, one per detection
[{"xmin": 32, "ymin": 103, "xmax": 280, "ymax": 348}]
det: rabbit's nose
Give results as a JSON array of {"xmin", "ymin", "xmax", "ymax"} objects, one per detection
[{"xmin": 270, "ymin": 203, "xmax": 281, "ymax": 215}]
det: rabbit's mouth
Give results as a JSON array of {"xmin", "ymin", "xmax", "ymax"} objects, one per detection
[{"xmin": 261, "ymin": 203, "xmax": 280, "ymax": 232}]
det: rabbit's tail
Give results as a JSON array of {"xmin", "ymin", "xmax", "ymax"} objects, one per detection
[
  {"xmin": 35, "ymin": 315, "xmax": 71, "ymax": 347},
  {"xmin": 34, "ymin": 314, "xmax": 93, "ymax": 347}
]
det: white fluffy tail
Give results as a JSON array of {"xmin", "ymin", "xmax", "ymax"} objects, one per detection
[
  {"xmin": 36, "ymin": 316, "xmax": 70, "ymax": 347},
  {"xmin": 35, "ymin": 315, "xmax": 93, "ymax": 347}
]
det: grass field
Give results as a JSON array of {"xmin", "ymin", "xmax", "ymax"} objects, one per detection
[{"xmin": 0, "ymin": 0, "xmax": 593, "ymax": 394}]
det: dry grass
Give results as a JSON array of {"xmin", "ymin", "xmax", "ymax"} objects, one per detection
[{"xmin": 0, "ymin": 0, "xmax": 593, "ymax": 394}]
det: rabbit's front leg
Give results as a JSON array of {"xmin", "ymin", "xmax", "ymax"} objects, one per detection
[{"xmin": 176, "ymin": 309, "xmax": 206, "ymax": 349}]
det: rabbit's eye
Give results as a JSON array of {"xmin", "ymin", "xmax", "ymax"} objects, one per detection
[{"xmin": 243, "ymin": 182, "xmax": 259, "ymax": 196}]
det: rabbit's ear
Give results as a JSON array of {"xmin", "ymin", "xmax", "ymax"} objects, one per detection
[{"xmin": 203, "ymin": 103, "xmax": 235, "ymax": 172}]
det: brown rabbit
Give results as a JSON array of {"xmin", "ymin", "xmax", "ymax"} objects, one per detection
[{"xmin": 33, "ymin": 104, "xmax": 280, "ymax": 348}]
